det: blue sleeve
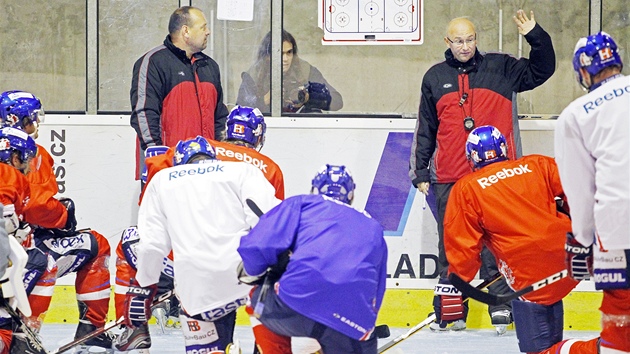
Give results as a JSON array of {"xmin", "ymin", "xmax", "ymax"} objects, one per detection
[{"xmin": 238, "ymin": 197, "xmax": 301, "ymax": 276}]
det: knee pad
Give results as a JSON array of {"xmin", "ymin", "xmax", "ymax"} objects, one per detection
[
  {"xmin": 181, "ymin": 310, "xmax": 237, "ymax": 353},
  {"xmin": 512, "ymin": 300, "xmax": 563, "ymax": 352}
]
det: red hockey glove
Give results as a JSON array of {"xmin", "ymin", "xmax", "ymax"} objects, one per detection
[
  {"xmin": 565, "ymin": 232, "xmax": 593, "ymax": 281},
  {"xmin": 124, "ymin": 279, "xmax": 157, "ymax": 328},
  {"xmin": 433, "ymin": 278, "xmax": 464, "ymax": 322}
]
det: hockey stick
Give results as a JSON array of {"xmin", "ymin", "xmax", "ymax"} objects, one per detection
[
  {"xmin": 377, "ymin": 272, "xmax": 502, "ymax": 353},
  {"xmin": 49, "ymin": 289, "xmax": 176, "ymax": 354},
  {"xmin": 449, "ymin": 269, "xmax": 568, "ymax": 306},
  {"xmin": 2, "ymin": 301, "xmax": 48, "ymax": 354},
  {"xmin": 246, "ymin": 198, "xmax": 264, "ymax": 217}
]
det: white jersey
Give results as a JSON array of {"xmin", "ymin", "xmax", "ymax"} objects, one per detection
[
  {"xmin": 555, "ymin": 74, "xmax": 630, "ymax": 250},
  {"xmin": 136, "ymin": 159, "xmax": 280, "ymax": 315}
]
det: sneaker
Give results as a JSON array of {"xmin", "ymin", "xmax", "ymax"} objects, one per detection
[
  {"xmin": 74, "ymin": 321, "xmax": 114, "ymax": 353},
  {"xmin": 10, "ymin": 332, "xmax": 47, "ymax": 354},
  {"xmin": 491, "ymin": 309, "xmax": 513, "ymax": 336},
  {"xmin": 429, "ymin": 319, "xmax": 466, "ymax": 332},
  {"xmin": 113, "ymin": 324, "xmax": 151, "ymax": 351}
]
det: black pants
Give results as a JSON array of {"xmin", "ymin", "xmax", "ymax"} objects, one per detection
[{"xmin": 433, "ymin": 183, "xmax": 513, "ymax": 316}]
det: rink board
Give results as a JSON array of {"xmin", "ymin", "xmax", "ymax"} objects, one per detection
[{"xmin": 38, "ymin": 115, "xmax": 602, "ymax": 329}]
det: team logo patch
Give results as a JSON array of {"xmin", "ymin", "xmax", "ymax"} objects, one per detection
[
  {"xmin": 484, "ymin": 150, "xmax": 497, "ymax": 160},
  {"xmin": 0, "ymin": 138, "xmax": 10, "ymax": 151},
  {"xmin": 598, "ymin": 47, "xmax": 613, "ymax": 62}
]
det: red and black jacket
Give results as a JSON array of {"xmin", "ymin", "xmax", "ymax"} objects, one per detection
[
  {"xmin": 410, "ymin": 24, "xmax": 555, "ymax": 185},
  {"xmin": 130, "ymin": 35, "xmax": 228, "ymax": 152}
]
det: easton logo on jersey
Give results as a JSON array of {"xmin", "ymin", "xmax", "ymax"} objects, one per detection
[{"xmin": 477, "ymin": 164, "xmax": 532, "ymax": 189}]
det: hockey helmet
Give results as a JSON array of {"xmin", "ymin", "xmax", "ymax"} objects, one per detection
[
  {"xmin": 0, "ymin": 127, "xmax": 37, "ymax": 166},
  {"xmin": 311, "ymin": 164, "xmax": 356, "ymax": 205},
  {"xmin": 140, "ymin": 145, "xmax": 169, "ymax": 184},
  {"xmin": 573, "ymin": 32, "xmax": 623, "ymax": 89},
  {"xmin": 226, "ymin": 105, "xmax": 266, "ymax": 150},
  {"xmin": 173, "ymin": 136, "xmax": 216, "ymax": 166},
  {"xmin": 0, "ymin": 91, "xmax": 44, "ymax": 130},
  {"xmin": 465, "ymin": 125, "xmax": 508, "ymax": 170}
]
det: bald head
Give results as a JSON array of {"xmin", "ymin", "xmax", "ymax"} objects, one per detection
[
  {"xmin": 446, "ymin": 17, "xmax": 476, "ymax": 38},
  {"xmin": 445, "ymin": 17, "xmax": 477, "ymax": 63}
]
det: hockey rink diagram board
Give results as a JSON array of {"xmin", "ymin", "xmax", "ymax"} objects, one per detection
[{"xmin": 322, "ymin": 0, "xmax": 423, "ymax": 45}]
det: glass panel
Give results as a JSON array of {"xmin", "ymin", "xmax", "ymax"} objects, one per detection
[
  {"xmin": 602, "ymin": 0, "xmax": 630, "ymax": 69},
  {"xmin": 281, "ymin": 0, "xmax": 590, "ymax": 116},
  {"xmin": 0, "ymin": 1, "xmax": 86, "ymax": 112},
  {"xmin": 98, "ymin": 0, "xmax": 179, "ymax": 112},
  {"xmin": 194, "ymin": 0, "xmax": 272, "ymax": 114}
]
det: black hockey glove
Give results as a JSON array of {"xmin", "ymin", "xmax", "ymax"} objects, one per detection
[
  {"xmin": 565, "ymin": 232, "xmax": 593, "ymax": 281},
  {"xmin": 59, "ymin": 197, "xmax": 77, "ymax": 233}
]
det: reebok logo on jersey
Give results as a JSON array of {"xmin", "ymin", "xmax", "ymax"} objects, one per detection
[
  {"xmin": 215, "ymin": 146, "xmax": 268, "ymax": 173},
  {"xmin": 168, "ymin": 165, "xmax": 224, "ymax": 180},
  {"xmin": 477, "ymin": 164, "xmax": 532, "ymax": 189}
]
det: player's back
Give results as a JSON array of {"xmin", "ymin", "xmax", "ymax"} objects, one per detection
[
  {"xmin": 446, "ymin": 154, "xmax": 577, "ymax": 305},
  {"xmin": 24, "ymin": 145, "xmax": 66, "ymax": 228},
  {"xmin": 140, "ymin": 159, "xmax": 279, "ymax": 314}
]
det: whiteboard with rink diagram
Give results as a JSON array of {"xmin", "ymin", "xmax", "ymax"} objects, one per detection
[{"xmin": 321, "ymin": 0, "xmax": 423, "ymax": 45}]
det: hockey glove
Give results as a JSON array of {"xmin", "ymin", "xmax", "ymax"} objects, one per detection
[
  {"xmin": 58, "ymin": 197, "xmax": 77, "ymax": 233},
  {"xmin": 237, "ymin": 261, "xmax": 265, "ymax": 286},
  {"xmin": 433, "ymin": 278, "xmax": 464, "ymax": 322},
  {"xmin": 565, "ymin": 232, "xmax": 593, "ymax": 281},
  {"xmin": 124, "ymin": 278, "xmax": 157, "ymax": 328}
]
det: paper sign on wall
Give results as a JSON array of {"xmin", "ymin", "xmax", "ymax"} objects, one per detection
[{"xmin": 217, "ymin": 0, "xmax": 254, "ymax": 21}]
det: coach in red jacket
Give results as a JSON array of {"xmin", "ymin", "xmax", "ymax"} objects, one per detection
[{"xmin": 130, "ymin": 6, "xmax": 229, "ymax": 178}]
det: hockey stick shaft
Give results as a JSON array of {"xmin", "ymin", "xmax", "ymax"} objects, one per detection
[
  {"xmin": 377, "ymin": 272, "xmax": 502, "ymax": 353},
  {"xmin": 449, "ymin": 269, "xmax": 568, "ymax": 306},
  {"xmin": 50, "ymin": 289, "xmax": 176, "ymax": 354}
]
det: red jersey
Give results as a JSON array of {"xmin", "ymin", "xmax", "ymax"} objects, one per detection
[
  {"xmin": 140, "ymin": 140, "xmax": 284, "ymax": 203},
  {"xmin": 23, "ymin": 145, "xmax": 67, "ymax": 229},
  {"xmin": 0, "ymin": 163, "xmax": 31, "ymax": 220},
  {"xmin": 444, "ymin": 154, "xmax": 578, "ymax": 305}
]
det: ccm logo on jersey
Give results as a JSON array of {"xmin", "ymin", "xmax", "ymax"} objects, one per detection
[
  {"xmin": 477, "ymin": 164, "xmax": 532, "ymax": 189},
  {"xmin": 215, "ymin": 147, "xmax": 268, "ymax": 173}
]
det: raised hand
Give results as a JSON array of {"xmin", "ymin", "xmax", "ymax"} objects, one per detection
[{"xmin": 513, "ymin": 9, "xmax": 536, "ymax": 36}]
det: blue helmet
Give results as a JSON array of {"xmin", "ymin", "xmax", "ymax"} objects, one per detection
[
  {"xmin": 0, "ymin": 91, "xmax": 44, "ymax": 130},
  {"xmin": 573, "ymin": 32, "xmax": 623, "ymax": 89},
  {"xmin": 173, "ymin": 136, "xmax": 216, "ymax": 166},
  {"xmin": 0, "ymin": 127, "xmax": 37, "ymax": 166},
  {"xmin": 465, "ymin": 125, "xmax": 508, "ymax": 170},
  {"xmin": 226, "ymin": 105, "xmax": 266, "ymax": 150},
  {"xmin": 311, "ymin": 164, "xmax": 356, "ymax": 204}
]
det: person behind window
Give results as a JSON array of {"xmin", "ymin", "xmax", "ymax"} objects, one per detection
[{"xmin": 237, "ymin": 30, "xmax": 343, "ymax": 114}]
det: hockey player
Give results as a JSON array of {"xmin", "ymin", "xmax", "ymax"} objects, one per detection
[
  {"xmin": 237, "ymin": 165, "xmax": 388, "ymax": 354},
  {"xmin": 112, "ymin": 106, "xmax": 288, "ymax": 352},
  {"xmin": 0, "ymin": 91, "xmax": 113, "ymax": 353},
  {"xmin": 555, "ymin": 32, "xmax": 630, "ymax": 354},
  {"xmin": 123, "ymin": 136, "xmax": 279, "ymax": 353},
  {"xmin": 444, "ymin": 125, "xmax": 599, "ymax": 353}
]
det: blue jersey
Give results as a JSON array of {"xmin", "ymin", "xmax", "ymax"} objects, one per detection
[{"xmin": 238, "ymin": 194, "xmax": 387, "ymax": 340}]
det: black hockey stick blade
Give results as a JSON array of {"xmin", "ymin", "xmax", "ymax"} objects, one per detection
[
  {"xmin": 246, "ymin": 198, "xmax": 264, "ymax": 217},
  {"xmin": 49, "ymin": 289, "xmax": 176, "ymax": 354},
  {"xmin": 449, "ymin": 269, "xmax": 568, "ymax": 306},
  {"xmin": 377, "ymin": 272, "xmax": 502, "ymax": 353}
]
